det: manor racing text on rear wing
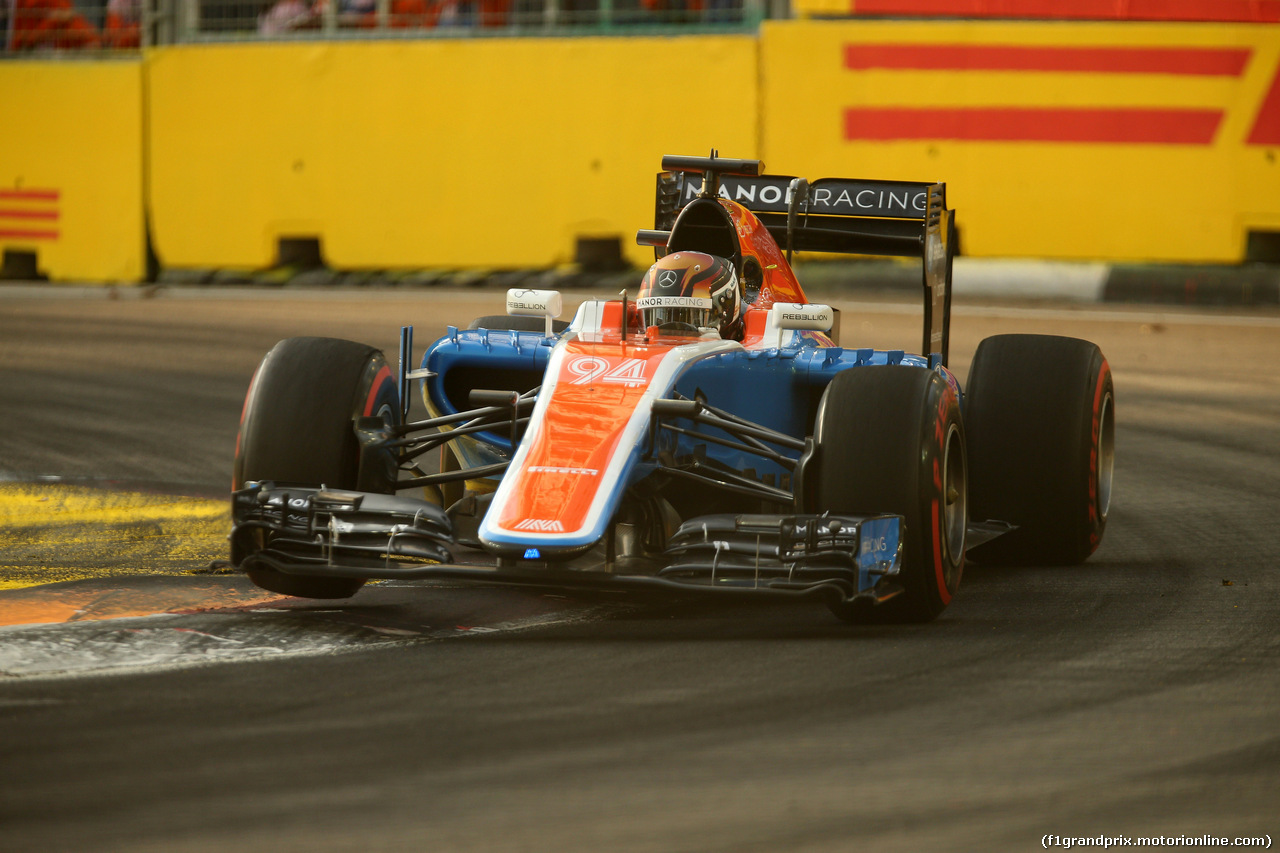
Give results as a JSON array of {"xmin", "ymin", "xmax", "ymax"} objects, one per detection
[{"xmin": 649, "ymin": 157, "xmax": 956, "ymax": 365}]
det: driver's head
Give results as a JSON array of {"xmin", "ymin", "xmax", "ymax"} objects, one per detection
[{"xmin": 638, "ymin": 252, "xmax": 742, "ymax": 339}]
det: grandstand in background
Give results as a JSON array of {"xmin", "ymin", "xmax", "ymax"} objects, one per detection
[{"xmin": 4, "ymin": 0, "xmax": 1276, "ymax": 50}]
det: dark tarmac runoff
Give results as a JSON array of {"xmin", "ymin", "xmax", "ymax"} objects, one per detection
[{"xmin": 0, "ymin": 285, "xmax": 1277, "ymax": 852}]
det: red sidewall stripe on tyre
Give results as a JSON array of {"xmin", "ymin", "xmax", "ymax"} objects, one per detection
[
  {"xmin": 1087, "ymin": 358, "xmax": 1111, "ymax": 551},
  {"xmin": 932, "ymin": 498, "xmax": 949, "ymax": 604},
  {"xmin": 363, "ymin": 365, "xmax": 393, "ymax": 416},
  {"xmin": 932, "ymin": 385, "xmax": 959, "ymax": 604},
  {"xmin": 234, "ymin": 363, "xmax": 264, "ymax": 480}
]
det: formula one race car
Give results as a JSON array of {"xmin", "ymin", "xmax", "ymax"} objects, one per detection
[{"xmin": 230, "ymin": 153, "xmax": 1115, "ymax": 622}]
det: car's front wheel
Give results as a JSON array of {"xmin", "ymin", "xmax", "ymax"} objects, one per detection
[
  {"xmin": 232, "ymin": 336, "xmax": 399, "ymax": 598},
  {"xmin": 813, "ymin": 366, "xmax": 966, "ymax": 623}
]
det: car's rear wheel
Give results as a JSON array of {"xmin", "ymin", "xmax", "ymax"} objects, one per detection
[
  {"xmin": 232, "ymin": 336, "xmax": 400, "ymax": 598},
  {"xmin": 964, "ymin": 334, "xmax": 1114, "ymax": 566},
  {"xmin": 813, "ymin": 366, "xmax": 966, "ymax": 623}
]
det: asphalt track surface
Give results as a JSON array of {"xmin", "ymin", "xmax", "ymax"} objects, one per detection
[{"xmin": 1, "ymin": 286, "xmax": 1277, "ymax": 852}]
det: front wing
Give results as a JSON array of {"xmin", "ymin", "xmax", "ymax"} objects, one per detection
[{"xmin": 230, "ymin": 482, "xmax": 906, "ymax": 607}]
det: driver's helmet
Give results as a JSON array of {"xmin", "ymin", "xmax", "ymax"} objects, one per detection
[{"xmin": 637, "ymin": 252, "xmax": 743, "ymax": 339}]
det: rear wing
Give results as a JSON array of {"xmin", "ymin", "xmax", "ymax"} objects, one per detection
[{"xmin": 644, "ymin": 155, "xmax": 956, "ymax": 365}]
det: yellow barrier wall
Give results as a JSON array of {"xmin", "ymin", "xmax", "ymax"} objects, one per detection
[
  {"xmin": 0, "ymin": 60, "xmax": 145, "ymax": 282},
  {"xmin": 9, "ymin": 25, "xmax": 1279, "ymax": 281},
  {"xmin": 147, "ymin": 38, "xmax": 758, "ymax": 271},
  {"xmin": 761, "ymin": 20, "xmax": 1280, "ymax": 262}
]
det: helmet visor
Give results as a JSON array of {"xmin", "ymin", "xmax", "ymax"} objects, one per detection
[{"xmin": 636, "ymin": 295, "xmax": 713, "ymax": 332}]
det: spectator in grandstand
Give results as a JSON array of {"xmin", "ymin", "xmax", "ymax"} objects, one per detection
[
  {"xmin": 253, "ymin": 0, "xmax": 501, "ymax": 32},
  {"xmin": 638, "ymin": 0, "xmax": 698, "ymax": 23},
  {"xmin": 554, "ymin": 0, "xmax": 593, "ymax": 25},
  {"xmin": 103, "ymin": 0, "xmax": 140, "ymax": 47},
  {"xmin": 427, "ymin": 0, "xmax": 468, "ymax": 25},
  {"xmin": 336, "ymin": 0, "xmax": 376, "ymax": 23},
  {"xmin": 258, "ymin": 0, "xmax": 317, "ymax": 33},
  {"xmin": 313, "ymin": 0, "xmax": 429, "ymax": 29},
  {"xmin": 705, "ymin": 0, "xmax": 736, "ymax": 22},
  {"xmin": 10, "ymin": 0, "xmax": 101, "ymax": 48},
  {"xmin": 423, "ymin": 0, "xmax": 505, "ymax": 27},
  {"xmin": 388, "ymin": 0, "xmax": 429, "ymax": 27},
  {"xmin": 476, "ymin": 0, "xmax": 507, "ymax": 25}
]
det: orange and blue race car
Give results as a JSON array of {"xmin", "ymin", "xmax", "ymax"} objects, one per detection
[{"xmin": 230, "ymin": 153, "xmax": 1115, "ymax": 623}]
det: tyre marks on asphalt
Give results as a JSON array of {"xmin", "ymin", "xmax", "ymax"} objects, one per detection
[
  {"xmin": 0, "ymin": 576, "xmax": 606, "ymax": 679},
  {"xmin": 0, "ymin": 482, "xmax": 607, "ymax": 678},
  {"xmin": 0, "ymin": 575, "xmax": 287, "ymax": 628}
]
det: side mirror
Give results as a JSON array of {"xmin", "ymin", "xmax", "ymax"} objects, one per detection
[
  {"xmin": 773, "ymin": 303, "xmax": 833, "ymax": 332},
  {"xmin": 507, "ymin": 289, "xmax": 563, "ymax": 337}
]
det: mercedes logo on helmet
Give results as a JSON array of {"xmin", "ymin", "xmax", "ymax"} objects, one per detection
[{"xmin": 658, "ymin": 269, "xmax": 679, "ymax": 289}]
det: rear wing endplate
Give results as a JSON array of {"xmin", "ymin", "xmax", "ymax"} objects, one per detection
[{"xmin": 648, "ymin": 157, "xmax": 956, "ymax": 365}]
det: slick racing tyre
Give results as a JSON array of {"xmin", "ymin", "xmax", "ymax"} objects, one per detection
[
  {"xmin": 467, "ymin": 315, "xmax": 569, "ymax": 334},
  {"xmin": 814, "ymin": 366, "xmax": 966, "ymax": 623},
  {"xmin": 232, "ymin": 336, "xmax": 400, "ymax": 599},
  {"xmin": 964, "ymin": 334, "xmax": 1114, "ymax": 566}
]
